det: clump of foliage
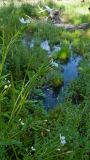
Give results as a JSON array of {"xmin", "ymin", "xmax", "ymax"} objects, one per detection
[
  {"xmin": 46, "ymin": 68, "xmax": 63, "ymax": 88},
  {"xmin": 52, "ymin": 46, "xmax": 70, "ymax": 63}
]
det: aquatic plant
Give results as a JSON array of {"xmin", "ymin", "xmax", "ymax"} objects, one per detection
[
  {"xmin": 46, "ymin": 69, "xmax": 63, "ymax": 88},
  {"xmin": 52, "ymin": 46, "xmax": 70, "ymax": 63}
]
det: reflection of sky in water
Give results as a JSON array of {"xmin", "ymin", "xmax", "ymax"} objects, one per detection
[
  {"xmin": 29, "ymin": 39, "xmax": 61, "ymax": 54},
  {"xmin": 53, "ymin": 45, "xmax": 61, "ymax": 52},
  {"xmin": 63, "ymin": 55, "xmax": 81, "ymax": 85},
  {"xmin": 40, "ymin": 40, "xmax": 50, "ymax": 52}
]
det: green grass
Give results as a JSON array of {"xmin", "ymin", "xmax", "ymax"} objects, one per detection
[{"xmin": 0, "ymin": 1, "xmax": 90, "ymax": 159}]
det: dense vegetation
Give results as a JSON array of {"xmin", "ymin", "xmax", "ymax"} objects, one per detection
[{"xmin": 0, "ymin": 0, "xmax": 90, "ymax": 159}]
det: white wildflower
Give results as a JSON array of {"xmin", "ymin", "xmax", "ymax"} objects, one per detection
[
  {"xmin": 4, "ymin": 85, "xmax": 8, "ymax": 89},
  {"xmin": 44, "ymin": 119, "xmax": 48, "ymax": 122},
  {"xmin": 56, "ymin": 148, "xmax": 61, "ymax": 151},
  {"xmin": 21, "ymin": 121, "xmax": 24, "ymax": 126},
  {"xmin": 61, "ymin": 139, "xmax": 66, "ymax": 145},
  {"xmin": 9, "ymin": 84, "xmax": 11, "ymax": 88},
  {"xmin": 51, "ymin": 60, "xmax": 58, "ymax": 68},
  {"xmin": 19, "ymin": 118, "xmax": 21, "ymax": 121},
  {"xmin": 7, "ymin": 80, "xmax": 10, "ymax": 83},
  {"xmin": 46, "ymin": 129, "xmax": 50, "ymax": 132},
  {"xmin": 19, "ymin": 17, "xmax": 30, "ymax": 24},
  {"xmin": 60, "ymin": 134, "xmax": 66, "ymax": 145},
  {"xmin": 19, "ymin": 118, "xmax": 24, "ymax": 125},
  {"xmin": 60, "ymin": 135, "xmax": 65, "ymax": 141},
  {"xmin": 31, "ymin": 146, "xmax": 36, "ymax": 151}
]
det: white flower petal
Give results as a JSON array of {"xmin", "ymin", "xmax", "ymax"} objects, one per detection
[
  {"xmin": 19, "ymin": 118, "xmax": 21, "ymax": 121},
  {"xmin": 61, "ymin": 136, "xmax": 65, "ymax": 141},
  {"xmin": 31, "ymin": 146, "xmax": 36, "ymax": 151},
  {"xmin": 56, "ymin": 148, "xmax": 61, "ymax": 151},
  {"xmin": 44, "ymin": 119, "xmax": 48, "ymax": 122},
  {"xmin": 21, "ymin": 121, "xmax": 24, "ymax": 126},
  {"xmin": 61, "ymin": 139, "xmax": 66, "ymax": 145},
  {"xmin": 4, "ymin": 85, "xmax": 8, "ymax": 89},
  {"xmin": 46, "ymin": 129, "xmax": 50, "ymax": 132},
  {"xmin": 9, "ymin": 84, "xmax": 11, "ymax": 88},
  {"xmin": 8, "ymin": 80, "xmax": 10, "ymax": 83},
  {"xmin": 19, "ymin": 17, "xmax": 30, "ymax": 24}
]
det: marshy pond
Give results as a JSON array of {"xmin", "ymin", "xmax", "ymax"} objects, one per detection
[
  {"xmin": 44, "ymin": 54, "xmax": 82, "ymax": 109},
  {"xmin": 23, "ymin": 38, "xmax": 82, "ymax": 109}
]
